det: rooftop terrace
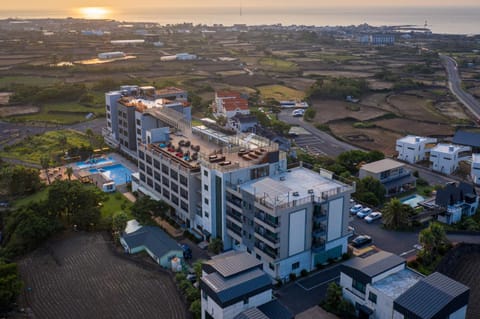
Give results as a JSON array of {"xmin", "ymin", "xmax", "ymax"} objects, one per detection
[
  {"xmin": 373, "ymin": 268, "xmax": 423, "ymax": 299},
  {"xmin": 239, "ymin": 167, "xmax": 354, "ymax": 209}
]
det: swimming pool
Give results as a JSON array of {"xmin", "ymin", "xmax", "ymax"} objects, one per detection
[
  {"xmin": 75, "ymin": 157, "xmax": 113, "ymax": 169},
  {"xmin": 400, "ymin": 194, "xmax": 425, "ymax": 208},
  {"xmin": 89, "ymin": 164, "xmax": 132, "ymax": 185}
]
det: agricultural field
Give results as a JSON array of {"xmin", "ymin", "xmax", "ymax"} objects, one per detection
[
  {"xmin": 0, "ymin": 130, "xmax": 91, "ymax": 164},
  {"xmin": 6, "ymin": 102, "xmax": 104, "ymax": 124},
  {"xmin": 310, "ymin": 99, "xmax": 388, "ymax": 124},
  {"xmin": 258, "ymin": 84, "xmax": 305, "ymax": 101},
  {"xmin": 0, "ymin": 76, "xmax": 61, "ymax": 88},
  {"xmin": 258, "ymin": 57, "xmax": 299, "ymax": 72}
]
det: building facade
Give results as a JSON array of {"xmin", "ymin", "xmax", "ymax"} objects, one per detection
[
  {"xmin": 430, "ymin": 144, "xmax": 471, "ymax": 175},
  {"xmin": 359, "ymin": 159, "xmax": 416, "ymax": 196},
  {"xmin": 395, "ymin": 135, "xmax": 437, "ymax": 164},
  {"xmin": 472, "ymin": 154, "xmax": 480, "ymax": 186},
  {"xmin": 340, "ymin": 251, "xmax": 470, "ymax": 319},
  {"xmin": 213, "ymin": 91, "xmax": 250, "ymax": 119}
]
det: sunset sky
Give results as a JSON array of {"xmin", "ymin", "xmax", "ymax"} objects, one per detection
[{"xmin": 3, "ymin": 0, "xmax": 480, "ymax": 10}]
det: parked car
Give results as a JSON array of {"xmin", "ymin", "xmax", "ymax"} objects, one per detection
[
  {"xmin": 182, "ymin": 244, "xmax": 192, "ymax": 259},
  {"xmin": 186, "ymin": 273, "xmax": 197, "ymax": 283},
  {"xmin": 351, "ymin": 235, "xmax": 372, "ymax": 248},
  {"xmin": 356, "ymin": 208, "xmax": 372, "ymax": 219},
  {"xmin": 364, "ymin": 212, "xmax": 382, "ymax": 223},
  {"xmin": 350, "ymin": 204, "xmax": 363, "ymax": 215},
  {"xmin": 291, "ymin": 109, "xmax": 304, "ymax": 117}
]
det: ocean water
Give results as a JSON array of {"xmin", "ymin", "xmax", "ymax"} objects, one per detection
[{"xmin": 1, "ymin": 6, "xmax": 480, "ymax": 35}]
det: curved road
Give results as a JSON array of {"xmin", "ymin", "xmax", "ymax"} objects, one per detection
[{"xmin": 440, "ymin": 54, "xmax": 480, "ymax": 120}]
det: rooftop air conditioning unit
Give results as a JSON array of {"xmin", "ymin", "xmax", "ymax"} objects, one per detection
[{"xmin": 293, "ymin": 192, "xmax": 299, "ymax": 196}]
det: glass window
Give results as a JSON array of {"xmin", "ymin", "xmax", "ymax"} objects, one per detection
[
  {"xmin": 292, "ymin": 262, "xmax": 300, "ymax": 270},
  {"xmin": 368, "ymin": 292, "xmax": 377, "ymax": 304},
  {"xmin": 352, "ymin": 279, "xmax": 366, "ymax": 294}
]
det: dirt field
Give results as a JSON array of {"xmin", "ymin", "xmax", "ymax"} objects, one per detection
[
  {"xmin": 387, "ymin": 94, "xmax": 450, "ymax": 123},
  {"xmin": 0, "ymin": 92, "xmax": 12, "ymax": 105},
  {"xmin": 328, "ymin": 121, "xmax": 402, "ymax": 156},
  {"xmin": 311, "ymin": 99, "xmax": 387, "ymax": 124},
  {"xmin": 18, "ymin": 232, "xmax": 187, "ymax": 319},
  {"xmin": 0, "ymin": 105, "xmax": 39, "ymax": 117},
  {"xmin": 374, "ymin": 118, "xmax": 455, "ymax": 136}
]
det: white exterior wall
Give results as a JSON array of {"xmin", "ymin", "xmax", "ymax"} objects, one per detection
[
  {"xmin": 472, "ymin": 154, "xmax": 480, "ymax": 186},
  {"xmin": 393, "ymin": 310, "xmax": 404, "ymax": 319},
  {"xmin": 396, "ymin": 136, "xmax": 437, "ymax": 164},
  {"xmin": 367, "ymin": 286, "xmax": 394, "ymax": 319},
  {"xmin": 327, "ymin": 198, "xmax": 343, "ymax": 241},
  {"xmin": 201, "ymin": 289, "xmax": 272, "ymax": 319},
  {"xmin": 276, "ymin": 250, "xmax": 311, "ymax": 280},
  {"xmin": 430, "ymin": 145, "xmax": 471, "ymax": 174},
  {"xmin": 201, "ymin": 167, "xmax": 214, "ymax": 236},
  {"xmin": 224, "ymin": 109, "xmax": 250, "ymax": 119}
]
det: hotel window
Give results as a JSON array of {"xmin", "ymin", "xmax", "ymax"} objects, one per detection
[
  {"xmin": 204, "ymin": 184, "xmax": 208, "ymax": 191},
  {"xmin": 170, "ymin": 169, "xmax": 178, "ymax": 180},
  {"xmin": 368, "ymin": 292, "xmax": 377, "ymax": 304},
  {"xmin": 180, "ymin": 175, "xmax": 188, "ymax": 186},
  {"xmin": 146, "ymin": 155, "xmax": 152, "ymax": 164},
  {"xmin": 292, "ymin": 262, "xmax": 300, "ymax": 270},
  {"xmin": 204, "ymin": 198, "xmax": 209, "ymax": 205},
  {"xmin": 203, "ymin": 170, "xmax": 208, "ymax": 177},
  {"xmin": 171, "ymin": 182, "xmax": 178, "ymax": 193},
  {"xmin": 153, "ymin": 159, "xmax": 160, "ymax": 169},
  {"xmin": 146, "ymin": 167, "xmax": 152, "ymax": 175}
]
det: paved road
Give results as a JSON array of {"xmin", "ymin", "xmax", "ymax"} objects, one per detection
[
  {"xmin": 440, "ymin": 54, "xmax": 480, "ymax": 120},
  {"xmin": 278, "ymin": 110, "xmax": 357, "ymax": 157},
  {"xmin": 276, "ymin": 264, "xmax": 341, "ymax": 315}
]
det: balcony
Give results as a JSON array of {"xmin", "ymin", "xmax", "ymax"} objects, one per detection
[
  {"xmin": 255, "ymin": 241, "xmax": 278, "ymax": 259},
  {"xmin": 226, "ymin": 194, "xmax": 242, "ymax": 209},
  {"xmin": 312, "ymin": 224, "xmax": 326, "ymax": 237},
  {"xmin": 226, "ymin": 220, "xmax": 242, "ymax": 236},
  {"xmin": 226, "ymin": 208, "xmax": 242, "ymax": 224},
  {"xmin": 254, "ymin": 212, "xmax": 280, "ymax": 229},
  {"xmin": 255, "ymin": 227, "xmax": 280, "ymax": 247}
]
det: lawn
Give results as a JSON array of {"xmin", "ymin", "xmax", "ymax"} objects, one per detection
[
  {"xmin": 0, "ymin": 130, "xmax": 91, "ymax": 164},
  {"xmin": 0, "ymin": 76, "xmax": 61, "ymax": 88},
  {"xmin": 7, "ymin": 102, "xmax": 105, "ymax": 124},
  {"xmin": 258, "ymin": 84, "xmax": 305, "ymax": 101},
  {"xmin": 13, "ymin": 187, "xmax": 49, "ymax": 208},
  {"xmin": 259, "ymin": 57, "xmax": 298, "ymax": 72}
]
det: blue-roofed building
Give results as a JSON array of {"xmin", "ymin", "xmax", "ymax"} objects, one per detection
[
  {"xmin": 200, "ymin": 251, "xmax": 278, "ymax": 319},
  {"xmin": 120, "ymin": 223, "xmax": 183, "ymax": 268},
  {"xmin": 340, "ymin": 250, "xmax": 470, "ymax": 319}
]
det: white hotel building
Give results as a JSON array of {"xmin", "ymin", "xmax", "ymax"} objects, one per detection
[{"xmin": 103, "ymin": 86, "xmax": 355, "ymax": 279}]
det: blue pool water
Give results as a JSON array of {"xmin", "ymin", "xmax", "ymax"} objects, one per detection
[
  {"xmin": 400, "ymin": 194, "xmax": 425, "ymax": 208},
  {"xmin": 75, "ymin": 157, "xmax": 113, "ymax": 169},
  {"xmin": 89, "ymin": 164, "xmax": 132, "ymax": 185}
]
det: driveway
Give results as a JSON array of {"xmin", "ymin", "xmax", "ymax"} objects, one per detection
[
  {"xmin": 349, "ymin": 216, "xmax": 421, "ymax": 258},
  {"xmin": 275, "ymin": 265, "xmax": 341, "ymax": 315}
]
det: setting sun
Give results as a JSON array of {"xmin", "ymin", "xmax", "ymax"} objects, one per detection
[{"xmin": 78, "ymin": 7, "xmax": 111, "ymax": 19}]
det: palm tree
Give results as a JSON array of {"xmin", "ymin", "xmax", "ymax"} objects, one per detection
[
  {"xmin": 382, "ymin": 198, "xmax": 409, "ymax": 230},
  {"xmin": 419, "ymin": 222, "xmax": 448, "ymax": 265},
  {"xmin": 40, "ymin": 155, "xmax": 51, "ymax": 184},
  {"xmin": 66, "ymin": 167, "xmax": 73, "ymax": 181}
]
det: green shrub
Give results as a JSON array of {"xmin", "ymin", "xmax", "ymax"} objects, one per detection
[
  {"xmin": 289, "ymin": 273, "xmax": 297, "ymax": 281},
  {"xmin": 300, "ymin": 269, "xmax": 308, "ymax": 277}
]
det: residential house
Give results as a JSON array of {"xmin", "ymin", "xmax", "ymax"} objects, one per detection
[
  {"xmin": 120, "ymin": 222, "xmax": 183, "ymax": 268},
  {"xmin": 214, "ymin": 91, "xmax": 250, "ymax": 119},
  {"xmin": 395, "ymin": 135, "xmax": 437, "ymax": 164},
  {"xmin": 429, "ymin": 144, "xmax": 471, "ymax": 175},
  {"xmin": 452, "ymin": 130, "xmax": 480, "ymax": 153},
  {"xmin": 435, "ymin": 182, "xmax": 479, "ymax": 224},
  {"xmin": 200, "ymin": 251, "xmax": 274, "ymax": 319},
  {"xmin": 340, "ymin": 250, "xmax": 470, "ymax": 319},
  {"xmin": 359, "ymin": 159, "xmax": 416, "ymax": 196},
  {"xmin": 472, "ymin": 154, "xmax": 480, "ymax": 186},
  {"xmin": 228, "ymin": 114, "xmax": 258, "ymax": 133}
]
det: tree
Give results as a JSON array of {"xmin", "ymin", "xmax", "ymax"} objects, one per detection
[
  {"xmin": 65, "ymin": 166, "xmax": 73, "ymax": 181},
  {"xmin": 40, "ymin": 155, "xmax": 51, "ymax": 184},
  {"xmin": 419, "ymin": 222, "xmax": 449, "ymax": 265},
  {"xmin": 356, "ymin": 176, "xmax": 386, "ymax": 206},
  {"xmin": 192, "ymin": 260, "xmax": 204, "ymax": 280},
  {"xmin": 58, "ymin": 134, "xmax": 68, "ymax": 154},
  {"xmin": 323, "ymin": 282, "xmax": 343, "ymax": 313},
  {"xmin": 189, "ymin": 299, "xmax": 201, "ymax": 319},
  {"xmin": 0, "ymin": 165, "xmax": 42, "ymax": 196},
  {"xmin": 112, "ymin": 211, "xmax": 129, "ymax": 233},
  {"xmin": 85, "ymin": 129, "xmax": 94, "ymax": 148},
  {"xmin": 0, "ymin": 262, "xmax": 23, "ymax": 312},
  {"xmin": 46, "ymin": 180, "xmax": 102, "ymax": 228},
  {"xmin": 208, "ymin": 238, "xmax": 223, "ymax": 254},
  {"xmin": 382, "ymin": 198, "xmax": 410, "ymax": 230},
  {"xmin": 131, "ymin": 196, "xmax": 168, "ymax": 224}
]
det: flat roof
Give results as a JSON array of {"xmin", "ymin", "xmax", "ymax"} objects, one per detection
[
  {"xmin": 473, "ymin": 153, "xmax": 480, "ymax": 163},
  {"xmin": 431, "ymin": 143, "xmax": 470, "ymax": 154},
  {"xmin": 397, "ymin": 135, "xmax": 431, "ymax": 144},
  {"xmin": 360, "ymin": 158, "xmax": 405, "ymax": 174},
  {"xmin": 341, "ymin": 251, "xmax": 405, "ymax": 282},
  {"xmin": 240, "ymin": 167, "xmax": 350, "ymax": 208},
  {"xmin": 373, "ymin": 268, "xmax": 423, "ymax": 299}
]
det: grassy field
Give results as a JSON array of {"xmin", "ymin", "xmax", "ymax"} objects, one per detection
[
  {"xmin": 258, "ymin": 84, "xmax": 305, "ymax": 101},
  {"xmin": 13, "ymin": 187, "xmax": 49, "ymax": 208},
  {"xmin": 259, "ymin": 57, "xmax": 298, "ymax": 72},
  {"xmin": 7, "ymin": 102, "xmax": 104, "ymax": 124},
  {"xmin": 0, "ymin": 76, "xmax": 61, "ymax": 88},
  {"xmin": 1, "ymin": 130, "xmax": 91, "ymax": 164},
  {"xmin": 305, "ymin": 52, "xmax": 358, "ymax": 62}
]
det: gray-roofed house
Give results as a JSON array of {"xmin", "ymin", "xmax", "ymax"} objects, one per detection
[
  {"xmin": 393, "ymin": 272, "xmax": 470, "ymax": 319},
  {"xmin": 200, "ymin": 251, "xmax": 276, "ymax": 319},
  {"xmin": 359, "ymin": 159, "xmax": 416, "ymax": 197},
  {"xmin": 434, "ymin": 182, "xmax": 479, "ymax": 225},
  {"xmin": 340, "ymin": 250, "xmax": 470, "ymax": 319},
  {"xmin": 452, "ymin": 130, "xmax": 480, "ymax": 152},
  {"xmin": 233, "ymin": 300, "xmax": 293, "ymax": 319},
  {"xmin": 120, "ymin": 224, "xmax": 183, "ymax": 268}
]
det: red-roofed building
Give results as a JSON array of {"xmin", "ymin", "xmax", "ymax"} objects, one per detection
[{"xmin": 214, "ymin": 91, "xmax": 250, "ymax": 118}]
